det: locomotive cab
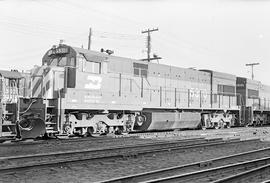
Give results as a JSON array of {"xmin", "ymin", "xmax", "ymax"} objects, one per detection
[
  {"xmin": 41, "ymin": 45, "xmax": 76, "ymax": 97},
  {"xmin": 40, "ymin": 44, "xmax": 112, "ymax": 136},
  {"xmin": 41, "ymin": 44, "xmax": 108, "ymax": 97}
]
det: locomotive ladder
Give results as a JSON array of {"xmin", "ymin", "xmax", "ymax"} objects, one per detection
[
  {"xmin": 44, "ymin": 98, "xmax": 59, "ymax": 136},
  {"xmin": 0, "ymin": 102, "xmax": 17, "ymax": 138}
]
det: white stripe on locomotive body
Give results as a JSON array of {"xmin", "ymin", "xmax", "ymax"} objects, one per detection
[
  {"xmin": 30, "ymin": 66, "xmax": 43, "ymax": 97},
  {"xmin": 30, "ymin": 66, "xmax": 55, "ymax": 99}
]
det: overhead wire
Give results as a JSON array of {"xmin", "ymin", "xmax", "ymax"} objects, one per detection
[
  {"xmin": 59, "ymin": 0, "xmax": 232, "ymax": 60},
  {"xmin": 1, "ymin": 0, "xmax": 147, "ymax": 57},
  {"xmin": 1, "ymin": 0, "xmax": 244, "ymax": 64}
]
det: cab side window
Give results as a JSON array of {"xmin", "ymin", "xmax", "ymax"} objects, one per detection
[
  {"xmin": 77, "ymin": 54, "xmax": 85, "ymax": 72},
  {"xmin": 77, "ymin": 53, "xmax": 101, "ymax": 74},
  {"xmin": 58, "ymin": 57, "xmax": 67, "ymax": 66},
  {"xmin": 85, "ymin": 61, "xmax": 101, "ymax": 74}
]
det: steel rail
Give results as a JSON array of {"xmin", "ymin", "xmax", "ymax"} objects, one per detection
[
  {"xmin": 142, "ymin": 155, "xmax": 270, "ymax": 183},
  {"xmin": 212, "ymin": 163, "xmax": 270, "ymax": 183},
  {"xmin": 101, "ymin": 146, "xmax": 270, "ymax": 183},
  {"xmin": 0, "ymin": 138, "xmax": 251, "ymax": 173},
  {"xmin": 0, "ymin": 138, "xmax": 222, "ymax": 171},
  {"xmin": 0, "ymin": 135, "xmax": 144, "ymax": 147},
  {"xmin": 261, "ymin": 179, "xmax": 270, "ymax": 183}
]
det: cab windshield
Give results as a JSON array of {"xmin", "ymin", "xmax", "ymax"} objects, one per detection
[{"xmin": 47, "ymin": 56, "xmax": 75, "ymax": 67}]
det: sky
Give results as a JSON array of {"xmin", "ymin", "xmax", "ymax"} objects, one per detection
[{"xmin": 0, "ymin": 0, "xmax": 270, "ymax": 84}]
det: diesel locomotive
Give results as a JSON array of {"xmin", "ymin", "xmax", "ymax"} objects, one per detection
[{"xmin": 0, "ymin": 44, "xmax": 270, "ymax": 139}]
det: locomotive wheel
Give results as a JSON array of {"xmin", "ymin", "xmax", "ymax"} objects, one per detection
[
  {"xmin": 114, "ymin": 127, "xmax": 123, "ymax": 135},
  {"xmin": 86, "ymin": 127, "xmax": 94, "ymax": 137},
  {"xmin": 83, "ymin": 131, "xmax": 91, "ymax": 137},
  {"xmin": 133, "ymin": 112, "xmax": 152, "ymax": 131},
  {"xmin": 136, "ymin": 115, "xmax": 146, "ymax": 126},
  {"xmin": 64, "ymin": 125, "xmax": 72, "ymax": 135},
  {"xmin": 97, "ymin": 121, "xmax": 109, "ymax": 135},
  {"xmin": 214, "ymin": 122, "xmax": 220, "ymax": 129}
]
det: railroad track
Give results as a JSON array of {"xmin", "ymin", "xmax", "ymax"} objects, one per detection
[
  {"xmin": 0, "ymin": 135, "xmax": 167, "ymax": 156},
  {"xmin": 0, "ymin": 135, "xmax": 157, "ymax": 157},
  {"xmin": 103, "ymin": 145, "xmax": 270, "ymax": 183},
  {"xmin": 0, "ymin": 137, "xmax": 205, "ymax": 158},
  {"xmin": 0, "ymin": 133, "xmax": 197, "ymax": 150},
  {"xmin": 0, "ymin": 137, "xmax": 252, "ymax": 174},
  {"xmin": 213, "ymin": 163, "xmax": 270, "ymax": 183},
  {"xmin": 0, "ymin": 135, "xmax": 141, "ymax": 146},
  {"xmin": 0, "ymin": 129, "xmax": 188, "ymax": 146}
]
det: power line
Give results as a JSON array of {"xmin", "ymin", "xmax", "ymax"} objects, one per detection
[
  {"xmin": 246, "ymin": 62, "xmax": 260, "ymax": 80},
  {"xmin": 88, "ymin": 27, "xmax": 92, "ymax": 50},
  {"xmin": 141, "ymin": 28, "xmax": 160, "ymax": 62}
]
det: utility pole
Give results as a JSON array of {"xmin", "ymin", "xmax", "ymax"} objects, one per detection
[
  {"xmin": 141, "ymin": 28, "xmax": 160, "ymax": 62},
  {"xmin": 246, "ymin": 62, "xmax": 260, "ymax": 80},
  {"xmin": 88, "ymin": 27, "xmax": 92, "ymax": 50}
]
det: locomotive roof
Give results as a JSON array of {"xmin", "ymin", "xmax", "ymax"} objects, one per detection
[
  {"xmin": 0, "ymin": 70, "xmax": 22, "ymax": 79},
  {"xmin": 72, "ymin": 46, "xmax": 212, "ymax": 76},
  {"xmin": 237, "ymin": 76, "xmax": 261, "ymax": 85},
  {"xmin": 72, "ymin": 46, "xmax": 137, "ymax": 63}
]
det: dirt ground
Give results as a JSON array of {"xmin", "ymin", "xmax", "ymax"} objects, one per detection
[
  {"xmin": 132, "ymin": 126, "xmax": 270, "ymax": 141},
  {"xmin": 1, "ymin": 127, "xmax": 270, "ymax": 183}
]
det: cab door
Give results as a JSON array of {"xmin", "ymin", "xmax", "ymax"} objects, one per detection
[{"xmin": 53, "ymin": 70, "xmax": 65, "ymax": 98}]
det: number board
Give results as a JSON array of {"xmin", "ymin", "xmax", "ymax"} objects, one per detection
[{"xmin": 48, "ymin": 47, "xmax": 69, "ymax": 56}]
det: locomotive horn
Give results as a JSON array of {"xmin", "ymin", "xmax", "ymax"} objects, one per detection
[{"xmin": 17, "ymin": 117, "xmax": 46, "ymax": 139}]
